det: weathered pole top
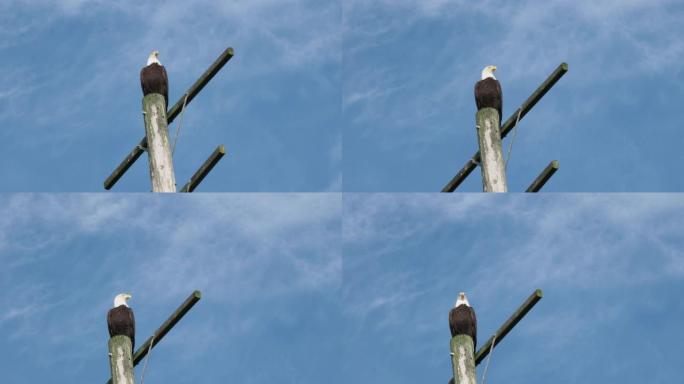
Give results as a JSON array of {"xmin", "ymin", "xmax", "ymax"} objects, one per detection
[
  {"xmin": 442, "ymin": 63, "xmax": 568, "ymax": 192},
  {"xmin": 105, "ymin": 290, "xmax": 202, "ymax": 384},
  {"xmin": 104, "ymin": 47, "xmax": 235, "ymax": 190}
]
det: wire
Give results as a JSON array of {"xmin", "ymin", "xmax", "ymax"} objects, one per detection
[
  {"xmin": 171, "ymin": 93, "xmax": 189, "ymax": 156},
  {"xmin": 139, "ymin": 335, "xmax": 155, "ymax": 384},
  {"xmin": 504, "ymin": 108, "xmax": 523, "ymax": 170},
  {"xmin": 480, "ymin": 334, "xmax": 497, "ymax": 384}
]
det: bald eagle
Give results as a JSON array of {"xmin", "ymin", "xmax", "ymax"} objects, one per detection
[
  {"xmin": 448, "ymin": 292, "xmax": 477, "ymax": 352},
  {"xmin": 107, "ymin": 293, "xmax": 135, "ymax": 352},
  {"xmin": 474, "ymin": 65, "xmax": 502, "ymax": 125},
  {"xmin": 140, "ymin": 51, "xmax": 169, "ymax": 110}
]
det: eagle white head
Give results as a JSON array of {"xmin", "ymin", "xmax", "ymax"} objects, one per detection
[
  {"xmin": 454, "ymin": 292, "xmax": 470, "ymax": 307},
  {"xmin": 481, "ymin": 65, "xmax": 497, "ymax": 80},
  {"xmin": 113, "ymin": 293, "xmax": 132, "ymax": 308},
  {"xmin": 147, "ymin": 50, "xmax": 161, "ymax": 66}
]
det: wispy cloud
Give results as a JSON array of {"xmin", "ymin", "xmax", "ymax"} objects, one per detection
[
  {"xmin": 342, "ymin": 194, "xmax": 684, "ymax": 344},
  {"xmin": 346, "ymin": 0, "xmax": 683, "ymax": 76},
  {"xmin": 0, "ymin": 1, "xmax": 342, "ymax": 192},
  {"xmin": 343, "ymin": 0, "xmax": 684, "ymax": 137},
  {"xmin": 340, "ymin": 194, "xmax": 684, "ymax": 383},
  {"xmin": 0, "ymin": 194, "xmax": 341, "ymax": 380},
  {"xmin": 5, "ymin": 0, "xmax": 340, "ymax": 74}
]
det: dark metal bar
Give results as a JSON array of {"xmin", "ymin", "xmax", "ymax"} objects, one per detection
[
  {"xmin": 441, "ymin": 63, "xmax": 568, "ymax": 192},
  {"xmin": 474, "ymin": 289, "xmax": 543, "ymax": 365},
  {"xmin": 103, "ymin": 47, "xmax": 235, "ymax": 190},
  {"xmin": 166, "ymin": 47, "xmax": 235, "ymax": 123},
  {"xmin": 525, "ymin": 160, "xmax": 559, "ymax": 192},
  {"xmin": 132, "ymin": 290, "xmax": 202, "ymax": 365},
  {"xmin": 103, "ymin": 137, "xmax": 148, "ymax": 190},
  {"xmin": 105, "ymin": 290, "xmax": 202, "ymax": 384},
  {"xmin": 441, "ymin": 156, "xmax": 480, "ymax": 193},
  {"xmin": 180, "ymin": 144, "xmax": 226, "ymax": 192}
]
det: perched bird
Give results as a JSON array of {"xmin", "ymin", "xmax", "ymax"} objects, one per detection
[
  {"xmin": 474, "ymin": 65, "xmax": 503, "ymax": 125},
  {"xmin": 107, "ymin": 293, "xmax": 135, "ymax": 352},
  {"xmin": 140, "ymin": 50, "xmax": 169, "ymax": 110},
  {"xmin": 448, "ymin": 292, "xmax": 477, "ymax": 352}
]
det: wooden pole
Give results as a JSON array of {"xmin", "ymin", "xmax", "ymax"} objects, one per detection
[
  {"xmin": 476, "ymin": 108, "xmax": 507, "ymax": 192},
  {"xmin": 446, "ymin": 289, "xmax": 544, "ymax": 384},
  {"xmin": 525, "ymin": 160, "xmax": 559, "ymax": 192},
  {"xmin": 104, "ymin": 47, "xmax": 234, "ymax": 190},
  {"xmin": 105, "ymin": 291, "xmax": 201, "ymax": 384},
  {"xmin": 180, "ymin": 144, "xmax": 226, "ymax": 192},
  {"xmin": 108, "ymin": 335, "xmax": 135, "ymax": 384},
  {"xmin": 450, "ymin": 335, "xmax": 476, "ymax": 384},
  {"xmin": 143, "ymin": 93, "xmax": 176, "ymax": 192},
  {"xmin": 442, "ymin": 62, "xmax": 568, "ymax": 192}
]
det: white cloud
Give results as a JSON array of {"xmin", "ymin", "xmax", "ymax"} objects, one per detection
[
  {"xmin": 326, "ymin": 136, "xmax": 343, "ymax": 192},
  {"xmin": 0, "ymin": 0, "xmax": 341, "ymax": 154},
  {"xmin": 338, "ymin": 194, "xmax": 684, "ymax": 383},
  {"xmin": 342, "ymin": 194, "xmax": 684, "ymax": 325},
  {"xmin": 0, "ymin": 194, "xmax": 341, "ymax": 355},
  {"xmin": 4, "ymin": 0, "xmax": 340, "ymax": 74},
  {"xmin": 343, "ymin": 194, "xmax": 487, "ymax": 245},
  {"xmin": 343, "ymin": 0, "xmax": 684, "ymax": 139}
]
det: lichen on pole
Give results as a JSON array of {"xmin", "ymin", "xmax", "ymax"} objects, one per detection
[
  {"xmin": 103, "ymin": 47, "xmax": 235, "ymax": 191},
  {"xmin": 105, "ymin": 291, "xmax": 201, "ymax": 384},
  {"xmin": 142, "ymin": 93, "xmax": 176, "ymax": 192},
  {"xmin": 441, "ymin": 62, "xmax": 569, "ymax": 192},
  {"xmin": 108, "ymin": 335, "xmax": 135, "ymax": 384},
  {"xmin": 476, "ymin": 108, "xmax": 507, "ymax": 192},
  {"xmin": 450, "ymin": 335, "xmax": 477, "ymax": 384}
]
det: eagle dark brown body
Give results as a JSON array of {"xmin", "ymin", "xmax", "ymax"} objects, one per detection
[
  {"xmin": 107, "ymin": 305, "xmax": 135, "ymax": 352},
  {"xmin": 474, "ymin": 77, "xmax": 502, "ymax": 125},
  {"xmin": 449, "ymin": 304, "xmax": 477, "ymax": 352},
  {"xmin": 141, "ymin": 62, "xmax": 169, "ymax": 110}
]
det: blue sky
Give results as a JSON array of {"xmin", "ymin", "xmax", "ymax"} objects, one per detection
[
  {"xmin": 343, "ymin": 194, "xmax": 684, "ymax": 383},
  {"xmin": 0, "ymin": 1, "xmax": 341, "ymax": 192},
  {"xmin": 0, "ymin": 194, "xmax": 341, "ymax": 383},
  {"xmin": 343, "ymin": 0, "xmax": 684, "ymax": 191},
  {"xmin": 2, "ymin": 194, "xmax": 682, "ymax": 383},
  {"xmin": 3, "ymin": 1, "xmax": 684, "ymax": 192}
]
